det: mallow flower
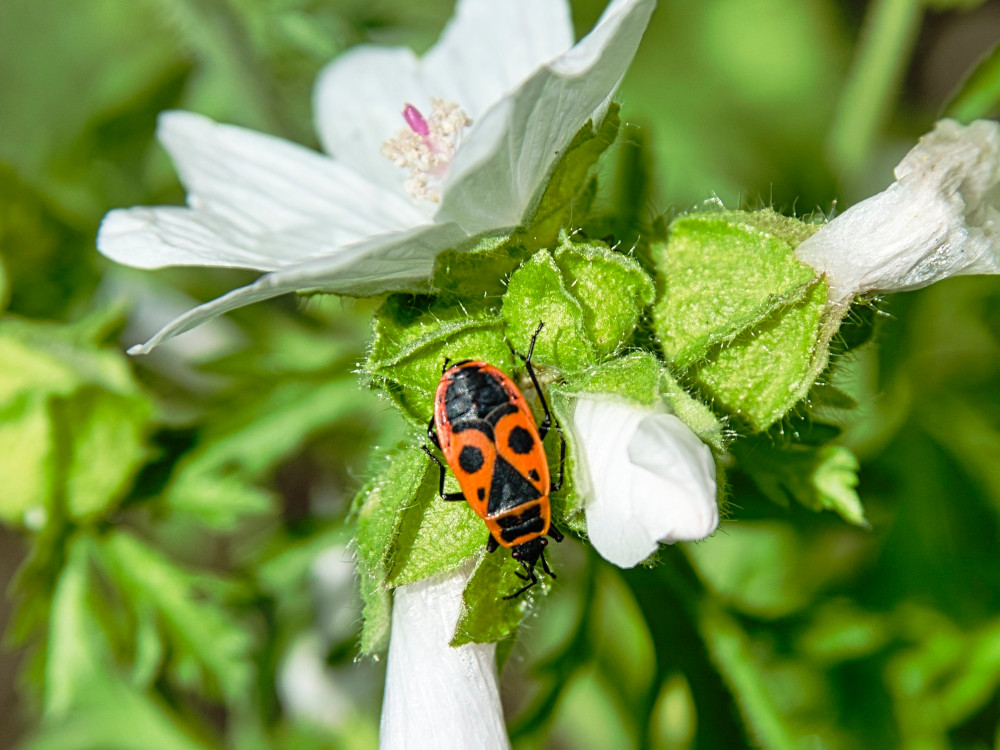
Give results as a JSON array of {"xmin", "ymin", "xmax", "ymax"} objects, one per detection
[
  {"xmin": 796, "ymin": 118, "xmax": 1000, "ymax": 303},
  {"xmin": 97, "ymin": 0, "xmax": 656, "ymax": 354},
  {"xmin": 570, "ymin": 394, "xmax": 719, "ymax": 568},
  {"xmin": 379, "ymin": 561, "xmax": 508, "ymax": 750}
]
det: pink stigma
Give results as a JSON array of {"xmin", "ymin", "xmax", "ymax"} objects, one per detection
[{"xmin": 402, "ymin": 104, "xmax": 430, "ymax": 137}]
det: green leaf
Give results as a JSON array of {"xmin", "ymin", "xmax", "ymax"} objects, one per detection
[
  {"xmin": 944, "ymin": 41, "xmax": 1000, "ymax": 121},
  {"xmin": 552, "ymin": 236, "xmax": 655, "ymax": 357},
  {"xmin": 692, "ymin": 280, "xmax": 830, "ymax": 432},
  {"xmin": 734, "ymin": 436, "xmax": 866, "ymax": 525},
  {"xmin": 44, "ymin": 535, "xmax": 115, "ymax": 719},
  {"xmin": 588, "ymin": 569, "xmax": 656, "ymax": 706},
  {"xmin": 697, "ymin": 601, "xmax": 804, "ymax": 750},
  {"xmin": 98, "ymin": 530, "xmax": 254, "ymax": 704},
  {"xmin": 0, "ymin": 254, "xmax": 8, "ymax": 313},
  {"xmin": 521, "ymin": 104, "xmax": 622, "ymax": 250},
  {"xmin": 353, "ymin": 447, "xmax": 432, "ymax": 654},
  {"xmin": 20, "ymin": 680, "xmax": 214, "ymax": 750},
  {"xmin": 366, "ymin": 294, "xmax": 510, "ymax": 425},
  {"xmin": 165, "ymin": 378, "xmax": 370, "ymax": 528},
  {"xmin": 501, "ymin": 251, "xmax": 596, "ymax": 373},
  {"xmin": 0, "ymin": 394, "xmax": 55, "ymax": 527},
  {"xmin": 652, "ymin": 209, "xmax": 819, "ymax": 368},
  {"xmin": 0, "ymin": 317, "xmax": 152, "ymax": 527},
  {"xmin": 451, "ymin": 550, "xmax": 551, "ymax": 646}
]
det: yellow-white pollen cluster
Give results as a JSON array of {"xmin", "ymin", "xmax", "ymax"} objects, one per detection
[{"xmin": 380, "ymin": 99, "xmax": 472, "ymax": 203}]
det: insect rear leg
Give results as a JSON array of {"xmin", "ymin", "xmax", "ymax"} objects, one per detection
[
  {"xmin": 420, "ymin": 446, "xmax": 465, "ymax": 502},
  {"xmin": 486, "ymin": 534, "xmax": 499, "ymax": 553}
]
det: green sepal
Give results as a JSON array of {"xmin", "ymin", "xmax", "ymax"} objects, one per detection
[
  {"xmin": 365, "ymin": 294, "xmax": 511, "ymax": 425},
  {"xmin": 552, "ymin": 235, "xmax": 655, "ymax": 357},
  {"xmin": 431, "ymin": 232, "xmax": 528, "ymax": 302},
  {"xmin": 501, "ymin": 251, "xmax": 596, "ymax": 373},
  {"xmin": 692, "ymin": 280, "xmax": 830, "ymax": 432},
  {"xmin": 521, "ymin": 103, "xmax": 621, "ymax": 251},
  {"xmin": 385, "ymin": 466, "xmax": 482, "ymax": 588},
  {"xmin": 353, "ymin": 447, "xmax": 431, "ymax": 655},
  {"xmin": 652, "ymin": 209, "xmax": 819, "ymax": 368},
  {"xmin": 451, "ymin": 551, "xmax": 551, "ymax": 646},
  {"xmin": 733, "ymin": 436, "xmax": 867, "ymax": 526}
]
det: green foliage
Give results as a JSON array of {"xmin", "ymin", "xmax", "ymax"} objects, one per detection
[
  {"xmin": 944, "ymin": 41, "xmax": 1000, "ymax": 121},
  {"xmin": 0, "ymin": 313, "xmax": 152, "ymax": 527}
]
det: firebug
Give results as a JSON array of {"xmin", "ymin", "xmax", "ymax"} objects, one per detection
[{"xmin": 423, "ymin": 322, "xmax": 565, "ymax": 599}]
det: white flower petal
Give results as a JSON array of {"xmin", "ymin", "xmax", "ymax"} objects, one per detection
[
  {"xmin": 314, "ymin": 46, "xmax": 430, "ymax": 198},
  {"xmin": 380, "ymin": 562, "xmax": 509, "ymax": 750},
  {"xmin": 161, "ymin": 111, "xmax": 422, "ymax": 237},
  {"xmin": 437, "ymin": 0, "xmax": 656, "ymax": 233},
  {"xmin": 98, "ymin": 112, "xmax": 429, "ymax": 272},
  {"xmin": 125, "ymin": 221, "xmax": 469, "ymax": 355},
  {"xmin": 796, "ymin": 118, "xmax": 1000, "ymax": 302},
  {"xmin": 422, "ymin": 0, "xmax": 574, "ymax": 119},
  {"xmin": 572, "ymin": 395, "xmax": 718, "ymax": 569}
]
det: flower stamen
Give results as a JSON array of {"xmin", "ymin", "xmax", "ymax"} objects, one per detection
[{"xmin": 381, "ymin": 99, "xmax": 472, "ymax": 204}]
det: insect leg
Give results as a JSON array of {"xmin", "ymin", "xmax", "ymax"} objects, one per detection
[
  {"xmin": 547, "ymin": 524, "xmax": 564, "ymax": 543},
  {"xmin": 539, "ymin": 550, "xmax": 557, "ymax": 580},
  {"xmin": 549, "ymin": 429, "xmax": 567, "ymax": 491},
  {"xmin": 426, "ymin": 415, "xmax": 441, "ymax": 449},
  {"xmin": 421, "ymin": 446, "xmax": 465, "ymax": 501},
  {"xmin": 519, "ymin": 322, "xmax": 556, "ymax": 440},
  {"xmin": 504, "ymin": 562, "xmax": 539, "ymax": 600},
  {"xmin": 486, "ymin": 534, "xmax": 499, "ymax": 553}
]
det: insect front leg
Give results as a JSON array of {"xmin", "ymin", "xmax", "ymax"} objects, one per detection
[
  {"xmin": 504, "ymin": 562, "xmax": 539, "ymax": 600},
  {"xmin": 420, "ymin": 446, "xmax": 465, "ymax": 502}
]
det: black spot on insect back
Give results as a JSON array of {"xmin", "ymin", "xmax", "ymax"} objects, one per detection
[
  {"xmin": 459, "ymin": 444, "xmax": 484, "ymax": 473},
  {"xmin": 508, "ymin": 425, "xmax": 534, "ymax": 454}
]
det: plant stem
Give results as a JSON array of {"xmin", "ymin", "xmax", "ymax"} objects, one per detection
[{"xmin": 828, "ymin": 0, "xmax": 924, "ymax": 186}]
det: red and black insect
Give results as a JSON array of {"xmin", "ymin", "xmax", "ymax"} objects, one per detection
[{"xmin": 423, "ymin": 323, "xmax": 565, "ymax": 599}]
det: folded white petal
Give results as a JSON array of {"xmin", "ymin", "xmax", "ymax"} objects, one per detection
[
  {"xmin": 126, "ymin": 221, "xmax": 469, "ymax": 355},
  {"xmin": 437, "ymin": 0, "xmax": 656, "ymax": 233},
  {"xmin": 380, "ymin": 562, "xmax": 509, "ymax": 750},
  {"xmin": 796, "ymin": 118, "xmax": 1000, "ymax": 301},
  {"xmin": 573, "ymin": 395, "xmax": 718, "ymax": 569}
]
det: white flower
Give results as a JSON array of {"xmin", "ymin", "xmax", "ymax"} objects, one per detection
[
  {"xmin": 796, "ymin": 118, "xmax": 1000, "ymax": 303},
  {"xmin": 97, "ymin": 0, "xmax": 656, "ymax": 355},
  {"xmin": 570, "ymin": 394, "xmax": 718, "ymax": 569},
  {"xmin": 380, "ymin": 561, "xmax": 508, "ymax": 750}
]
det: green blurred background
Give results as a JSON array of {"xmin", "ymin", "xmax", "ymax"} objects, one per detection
[{"xmin": 1, "ymin": 0, "xmax": 1000, "ymax": 748}]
